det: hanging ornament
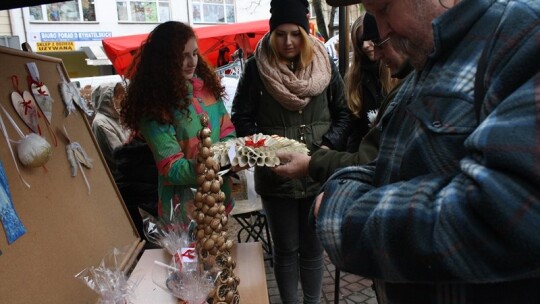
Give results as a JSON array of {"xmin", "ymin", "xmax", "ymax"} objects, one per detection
[
  {"xmin": 0, "ymin": 105, "xmax": 52, "ymax": 169},
  {"xmin": 0, "ymin": 106, "xmax": 31, "ymax": 188},
  {"xmin": 10, "ymin": 75, "xmax": 41, "ymax": 135},
  {"xmin": 26, "ymin": 62, "xmax": 54, "ymax": 124},
  {"xmin": 61, "ymin": 125, "xmax": 93, "ymax": 194},
  {"xmin": 57, "ymin": 64, "xmax": 94, "ymax": 116},
  {"xmin": 9, "ymin": 75, "xmax": 57, "ymax": 147},
  {"xmin": 0, "ymin": 159, "xmax": 27, "ymax": 245}
]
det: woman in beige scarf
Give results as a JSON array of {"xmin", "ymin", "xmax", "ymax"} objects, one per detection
[{"xmin": 231, "ymin": 0, "xmax": 351, "ymax": 303}]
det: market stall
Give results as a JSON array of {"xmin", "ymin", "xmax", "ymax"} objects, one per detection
[{"xmin": 102, "ymin": 19, "xmax": 269, "ymax": 76}]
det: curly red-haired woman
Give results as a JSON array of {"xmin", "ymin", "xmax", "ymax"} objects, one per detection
[{"xmin": 121, "ymin": 21, "xmax": 236, "ymax": 224}]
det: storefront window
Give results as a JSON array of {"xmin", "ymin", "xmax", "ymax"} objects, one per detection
[
  {"xmin": 29, "ymin": 0, "xmax": 96, "ymax": 22},
  {"xmin": 116, "ymin": 0, "xmax": 170, "ymax": 22},
  {"xmin": 192, "ymin": 0, "xmax": 236, "ymax": 24}
]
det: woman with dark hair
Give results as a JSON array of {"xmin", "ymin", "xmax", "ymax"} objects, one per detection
[
  {"xmin": 121, "ymin": 21, "xmax": 236, "ymax": 224},
  {"xmin": 231, "ymin": 0, "xmax": 350, "ymax": 302}
]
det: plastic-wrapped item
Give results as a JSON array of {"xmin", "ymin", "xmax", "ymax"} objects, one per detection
[
  {"xmin": 141, "ymin": 208, "xmax": 195, "ymax": 254},
  {"xmin": 152, "ymin": 261, "xmax": 214, "ymax": 304},
  {"xmin": 140, "ymin": 208, "xmax": 200, "ymax": 273},
  {"xmin": 140, "ymin": 199, "xmax": 214, "ymax": 302},
  {"xmin": 75, "ymin": 246, "xmax": 142, "ymax": 304}
]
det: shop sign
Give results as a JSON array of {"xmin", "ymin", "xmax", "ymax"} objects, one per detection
[
  {"xmin": 40, "ymin": 32, "xmax": 112, "ymax": 42},
  {"xmin": 36, "ymin": 41, "xmax": 75, "ymax": 52}
]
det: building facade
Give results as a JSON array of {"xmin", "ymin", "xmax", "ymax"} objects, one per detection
[
  {"xmin": 4, "ymin": 0, "xmax": 274, "ymax": 77},
  {"xmin": 2, "ymin": 0, "xmax": 347, "ymax": 78}
]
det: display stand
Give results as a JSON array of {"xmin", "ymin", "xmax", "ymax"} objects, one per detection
[
  {"xmin": 231, "ymin": 198, "xmax": 273, "ymax": 266},
  {"xmin": 0, "ymin": 46, "xmax": 142, "ymax": 303}
]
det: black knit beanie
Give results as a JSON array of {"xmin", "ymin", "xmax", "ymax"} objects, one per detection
[
  {"xmin": 361, "ymin": 13, "xmax": 380, "ymax": 41},
  {"xmin": 269, "ymin": 0, "xmax": 310, "ymax": 33}
]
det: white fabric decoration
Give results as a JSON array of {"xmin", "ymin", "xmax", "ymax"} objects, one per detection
[
  {"xmin": 17, "ymin": 133, "xmax": 52, "ymax": 168},
  {"xmin": 367, "ymin": 109, "xmax": 379, "ymax": 128}
]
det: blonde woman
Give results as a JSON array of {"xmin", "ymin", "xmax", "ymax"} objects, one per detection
[{"xmin": 231, "ymin": 0, "xmax": 351, "ymax": 302}]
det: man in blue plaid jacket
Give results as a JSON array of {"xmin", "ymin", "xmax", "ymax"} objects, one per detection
[{"xmin": 316, "ymin": 0, "xmax": 540, "ymax": 303}]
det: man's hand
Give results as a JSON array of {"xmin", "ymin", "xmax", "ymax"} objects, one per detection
[{"xmin": 271, "ymin": 151, "xmax": 311, "ymax": 179}]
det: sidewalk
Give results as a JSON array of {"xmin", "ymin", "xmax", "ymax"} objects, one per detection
[
  {"xmin": 230, "ymin": 175, "xmax": 378, "ymax": 303},
  {"xmin": 264, "ymin": 253, "xmax": 378, "ymax": 304}
]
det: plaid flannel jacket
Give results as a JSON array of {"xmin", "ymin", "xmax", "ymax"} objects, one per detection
[{"xmin": 316, "ymin": 0, "xmax": 540, "ymax": 302}]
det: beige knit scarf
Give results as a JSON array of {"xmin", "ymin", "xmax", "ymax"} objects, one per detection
[{"xmin": 255, "ymin": 33, "xmax": 332, "ymax": 111}]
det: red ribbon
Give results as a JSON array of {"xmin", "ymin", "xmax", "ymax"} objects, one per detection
[
  {"xmin": 174, "ymin": 254, "xmax": 180, "ymax": 265},
  {"xmin": 21, "ymin": 99, "xmax": 33, "ymax": 115},
  {"xmin": 27, "ymin": 75, "xmax": 48, "ymax": 96},
  {"xmin": 173, "ymin": 248, "xmax": 196, "ymax": 266},
  {"xmin": 181, "ymin": 249, "xmax": 196, "ymax": 260},
  {"xmin": 36, "ymin": 83, "xmax": 48, "ymax": 96},
  {"xmin": 245, "ymin": 137, "xmax": 266, "ymax": 148}
]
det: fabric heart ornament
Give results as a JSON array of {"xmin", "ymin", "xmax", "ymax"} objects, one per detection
[
  {"xmin": 26, "ymin": 62, "xmax": 54, "ymax": 124},
  {"xmin": 10, "ymin": 90, "xmax": 41, "ymax": 134},
  {"xmin": 30, "ymin": 80, "xmax": 54, "ymax": 124}
]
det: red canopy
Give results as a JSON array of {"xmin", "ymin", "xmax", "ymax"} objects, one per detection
[{"xmin": 102, "ymin": 19, "xmax": 269, "ymax": 76}]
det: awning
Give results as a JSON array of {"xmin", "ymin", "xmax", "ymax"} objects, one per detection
[
  {"xmin": 102, "ymin": 19, "xmax": 269, "ymax": 76},
  {"xmin": 81, "ymin": 46, "xmax": 112, "ymax": 66}
]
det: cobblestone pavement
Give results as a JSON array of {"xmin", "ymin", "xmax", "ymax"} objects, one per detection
[
  {"xmin": 230, "ymin": 176, "xmax": 377, "ymax": 303},
  {"xmin": 264, "ymin": 253, "xmax": 378, "ymax": 304}
]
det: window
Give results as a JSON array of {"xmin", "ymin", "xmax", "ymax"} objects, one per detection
[
  {"xmin": 29, "ymin": 0, "xmax": 96, "ymax": 22},
  {"xmin": 116, "ymin": 0, "xmax": 170, "ymax": 22},
  {"xmin": 192, "ymin": 0, "xmax": 236, "ymax": 24}
]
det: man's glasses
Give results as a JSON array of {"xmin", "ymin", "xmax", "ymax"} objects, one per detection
[{"xmin": 373, "ymin": 36, "xmax": 391, "ymax": 49}]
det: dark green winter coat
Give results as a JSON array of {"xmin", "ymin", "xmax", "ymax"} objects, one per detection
[{"xmin": 231, "ymin": 56, "xmax": 351, "ymax": 198}]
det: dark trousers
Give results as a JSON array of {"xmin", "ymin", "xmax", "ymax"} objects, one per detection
[{"xmin": 262, "ymin": 196, "xmax": 324, "ymax": 304}]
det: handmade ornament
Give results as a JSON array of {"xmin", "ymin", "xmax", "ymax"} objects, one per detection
[
  {"xmin": 142, "ymin": 208, "xmax": 211, "ymax": 302},
  {"xmin": 27, "ymin": 63, "xmax": 54, "ymax": 124},
  {"xmin": 9, "ymin": 75, "xmax": 57, "ymax": 147},
  {"xmin": 17, "ymin": 133, "xmax": 53, "ymax": 168},
  {"xmin": 1, "ymin": 105, "xmax": 52, "ymax": 170},
  {"xmin": 10, "ymin": 75, "xmax": 41, "ymax": 134},
  {"xmin": 62, "ymin": 125, "xmax": 93, "ymax": 194},
  {"xmin": 193, "ymin": 113, "xmax": 240, "ymax": 304},
  {"xmin": 153, "ymin": 256, "xmax": 214, "ymax": 302},
  {"xmin": 57, "ymin": 64, "xmax": 93, "ymax": 116},
  {"xmin": 0, "ymin": 159, "xmax": 27, "ymax": 244},
  {"xmin": 211, "ymin": 133, "xmax": 309, "ymax": 168},
  {"xmin": 0, "ymin": 108, "xmax": 31, "ymax": 188}
]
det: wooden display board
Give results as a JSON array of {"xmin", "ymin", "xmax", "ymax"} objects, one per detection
[{"xmin": 0, "ymin": 46, "xmax": 142, "ymax": 303}]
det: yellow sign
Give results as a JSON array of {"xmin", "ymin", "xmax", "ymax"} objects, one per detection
[{"xmin": 36, "ymin": 41, "xmax": 75, "ymax": 52}]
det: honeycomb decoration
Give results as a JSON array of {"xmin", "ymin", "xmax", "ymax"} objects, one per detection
[{"xmin": 194, "ymin": 113, "xmax": 240, "ymax": 304}]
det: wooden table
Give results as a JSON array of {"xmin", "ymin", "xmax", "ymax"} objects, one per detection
[{"xmin": 131, "ymin": 242, "xmax": 269, "ymax": 304}]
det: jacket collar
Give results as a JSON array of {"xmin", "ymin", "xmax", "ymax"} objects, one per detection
[{"xmin": 430, "ymin": 0, "xmax": 495, "ymax": 60}]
